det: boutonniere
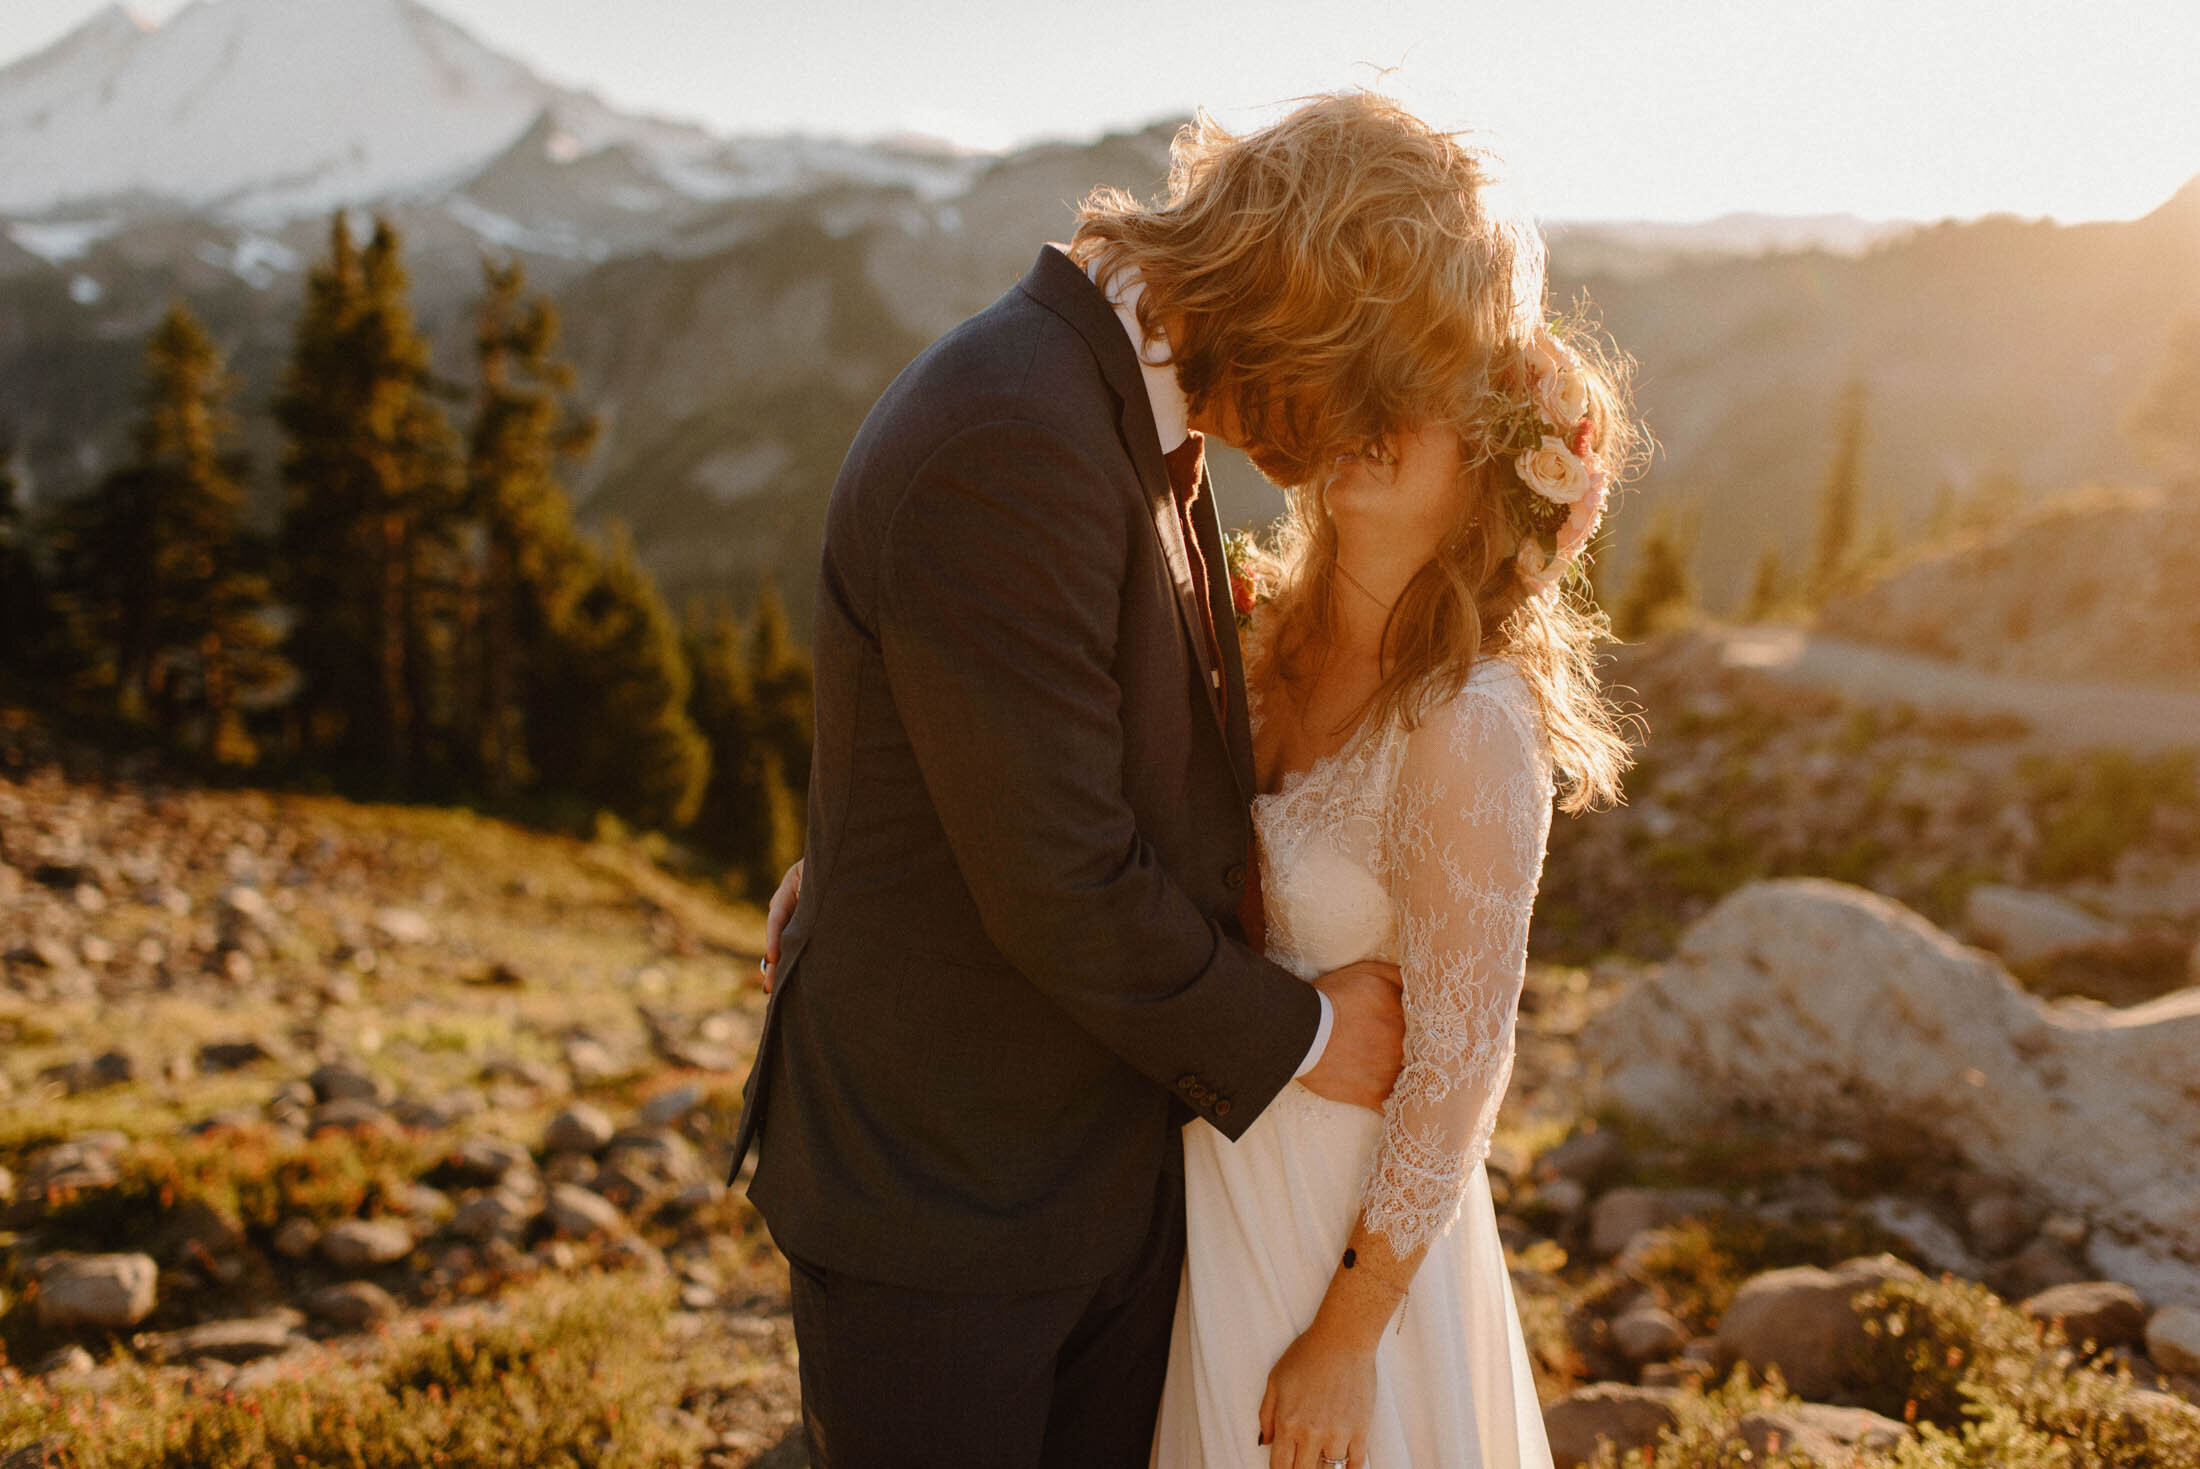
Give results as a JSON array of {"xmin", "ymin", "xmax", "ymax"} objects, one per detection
[{"xmin": 1221, "ymin": 528, "xmax": 1273, "ymax": 637}]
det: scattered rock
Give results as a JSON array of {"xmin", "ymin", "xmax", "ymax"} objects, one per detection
[
  {"xmin": 305, "ymin": 1280, "xmax": 400, "ymax": 1329},
  {"xmin": 1733, "ymin": 1403, "xmax": 1912, "ymax": 1463},
  {"xmin": 1589, "ymin": 1187, "xmax": 1722, "ymax": 1259},
  {"xmin": 1966, "ymin": 1192, "xmax": 2039, "ymax": 1259},
  {"xmin": 2022, "ymin": 1281, "xmax": 2149, "ymax": 1351},
  {"xmin": 319, "ymin": 1219, "xmax": 413, "ymax": 1272},
  {"xmin": 543, "ymin": 1102, "xmax": 616, "ymax": 1155},
  {"xmin": 371, "ymin": 906, "xmax": 434, "ymax": 946},
  {"xmin": 1538, "ymin": 1178, "xmax": 1588, "ymax": 1218},
  {"xmin": 271, "ymin": 1218, "xmax": 321, "ymax": 1259},
  {"xmin": 450, "ymin": 1190, "xmax": 538, "ymax": 1241},
  {"xmin": 563, "ymin": 1036, "xmax": 625, "ymax": 1085},
  {"xmin": 1965, "ymin": 884, "xmax": 2125, "ymax": 964},
  {"xmin": 1538, "ymin": 1129, "xmax": 1628, "ymax": 1190},
  {"xmin": 32, "ymin": 1252, "xmax": 159, "ymax": 1329},
  {"xmin": 1994, "ymin": 1236, "xmax": 2091, "ymax": 1299},
  {"xmin": 308, "ymin": 1098, "xmax": 391, "ymax": 1134},
  {"xmin": 1611, "ymin": 1305, "xmax": 1689, "ymax": 1365},
  {"xmin": 638, "ymin": 1082, "xmax": 706, "ymax": 1130},
  {"xmin": 33, "ymin": 1345, "xmax": 96, "ymax": 1376},
  {"xmin": 544, "ymin": 1182, "xmax": 626, "ymax": 1239},
  {"xmin": 37, "ymin": 1049, "xmax": 135, "ymax": 1095},
  {"xmin": 308, "ymin": 1062, "xmax": 389, "ymax": 1106},
  {"xmin": 1543, "ymin": 1383, "xmax": 1682, "ymax": 1469},
  {"xmin": 1864, "ymin": 1196, "xmax": 1979, "ymax": 1276},
  {"xmin": 2149, "ymin": 1305, "xmax": 2200, "ymax": 1376},
  {"xmin": 137, "ymin": 1314, "xmax": 301, "ymax": 1365},
  {"xmin": 443, "ymin": 1134, "xmax": 536, "ymax": 1187},
  {"xmin": 197, "ymin": 1038, "xmax": 273, "ymax": 1073},
  {"xmin": 1716, "ymin": 1255, "xmax": 1923, "ymax": 1399}
]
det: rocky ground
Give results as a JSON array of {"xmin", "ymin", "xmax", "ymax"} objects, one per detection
[
  {"xmin": 0, "ymin": 708, "xmax": 803, "ymax": 1465},
  {"xmin": 1539, "ymin": 627, "xmax": 2200, "ymax": 1001},
  {"xmin": 6, "ymin": 625, "xmax": 2200, "ymax": 1465},
  {"xmin": 1818, "ymin": 486, "xmax": 2200, "ymax": 691}
]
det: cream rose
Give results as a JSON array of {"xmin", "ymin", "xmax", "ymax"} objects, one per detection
[
  {"xmin": 1538, "ymin": 365, "xmax": 1591, "ymax": 427},
  {"xmin": 1516, "ymin": 435, "xmax": 1591, "ymax": 504},
  {"xmin": 1523, "ymin": 331, "xmax": 1565, "ymax": 389},
  {"xmin": 1516, "ymin": 538, "xmax": 1556, "ymax": 586}
]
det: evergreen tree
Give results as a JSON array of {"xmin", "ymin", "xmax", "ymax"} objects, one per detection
[
  {"xmin": 1614, "ymin": 510, "xmax": 1697, "ymax": 640},
  {"xmin": 748, "ymin": 579, "xmax": 814, "ymax": 800},
  {"xmin": 2130, "ymin": 316, "xmax": 2200, "ymax": 482},
  {"xmin": 45, "ymin": 303, "xmax": 284, "ymax": 758},
  {"xmin": 273, "ymin": 211, "xmax": 461, "ymax": 786},
  {"xmin": 1743, "ymin": 541, "xmax": 1786, "ymax": 622},
  {"xmin": 529, "ymin": 520, "xmax": 710, "ymax": 833},
  {"xmin": 0, "ymin": 441, "xmax": 54, "ymax": 685},
  {"xmin": 683, "ymin": 595, "xmax": 802, "ymax": 891},
  {"xmin": 458, "ymin": 256, "xmax": 599, "ymax": 802},
  {"xmin": 1809, "ymin": 381, "xmax": 1867, "ymax": 603}
]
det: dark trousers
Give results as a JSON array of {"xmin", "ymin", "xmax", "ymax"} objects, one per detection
[{"xmin": 784, "ymin": 1167, "xmax": 1185, "ymax": 1468}]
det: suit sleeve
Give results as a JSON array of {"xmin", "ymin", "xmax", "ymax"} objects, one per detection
[{"xmin": 876, "ymin": 418, "xmax": 1320, "ymax": 1138}]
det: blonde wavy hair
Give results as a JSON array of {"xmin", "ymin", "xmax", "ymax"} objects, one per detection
[
  {"xmin": 1251, "ymin": 314, "xmax": 1644, "ymax": 815},
  {"xmin": 1068, "ymin": 92, "xmax": 1538, "ymax": 487}
]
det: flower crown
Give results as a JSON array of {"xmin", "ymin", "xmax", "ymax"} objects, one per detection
[{"xmin": 1492, "ymin": 326, "xmax": 1612, "ymax": 596}]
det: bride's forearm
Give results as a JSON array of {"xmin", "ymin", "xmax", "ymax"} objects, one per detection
[{"xmin": 1306, "ymin": 1221, "xmax": 1430, "ymax": 1353}]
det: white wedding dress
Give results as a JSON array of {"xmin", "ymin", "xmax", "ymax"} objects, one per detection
[{"xmin": 1152, "ymin": 654, "xmax": 1556, "ymax": 1469}]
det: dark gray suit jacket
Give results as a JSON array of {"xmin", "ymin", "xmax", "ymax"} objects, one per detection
[{"xmin": 730, "ymin": 246, "xmax": 1323, "ymax": 1294}]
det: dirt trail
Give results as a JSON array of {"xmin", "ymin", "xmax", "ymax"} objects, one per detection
[{"xmin": 1711, "ymin": 626, "xmax": 2200, "ymax": 754}]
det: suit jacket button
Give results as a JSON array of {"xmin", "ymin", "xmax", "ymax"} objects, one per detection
[
  {"xmin": 1224, "ymin": 863, "xmax": 1247, "ymax": 890},
  {"xmin": 1177, "ymin": 1074, "xmax": 1198, "ymax": 1090},
  {"xmin": 1214, "ymin": 1099, "xmax": 1232, "ymax": 1117}
]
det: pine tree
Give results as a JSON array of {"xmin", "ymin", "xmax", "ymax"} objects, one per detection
[
  {"xmin": 273, "ymin": 211, "xmax": 461, "ymax": 786},
  {"xmin": 1614, "ymin": 511, "xmax": 1697, "ymax": 641},
  {"xmin": 1743, "ymin": 542, "xmax": 1786, "ymax": 622},
  {"xmin": 1, "ymin": 443, "xmax": 44, "ymax": 680},
  {"xmin": 529, "ymin": 520, "xmax": 710, "ymax": 833},
  {"xmin": 748, "ymin": 579, "xmax": 814, "ymax": 800},
  {"xmin": 458, "ymin": 256, "xmax": 599, "ymax": 802},
  {"xmin": 2130, "ymin": 316, "xmax": 2200, "ymax": 482},
  {"xmin": 45, "ymin": 303, "xmax": 284, "ymax": 757},
  {"xmin": 1809, "ymin": 381, "xmax": 1867, "ymax": 604},
  {"xmin": 683, "ymin": 595, "xmax": 802, "ymax": 892}
]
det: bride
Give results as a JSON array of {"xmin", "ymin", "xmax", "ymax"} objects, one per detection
[{"xmin": 1150, "ymin": 317, "xmax": 1638, "ymax": 1469}]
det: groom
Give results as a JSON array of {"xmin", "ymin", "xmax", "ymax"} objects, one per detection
[{"xmin": 730, "ymin": 95, "xmax": 1511, "ymax": 1466}]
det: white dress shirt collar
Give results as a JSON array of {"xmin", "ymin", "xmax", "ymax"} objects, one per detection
[{"xmin": 1050, "ymin": 242, "xmax": 1190, "ymax": 455}]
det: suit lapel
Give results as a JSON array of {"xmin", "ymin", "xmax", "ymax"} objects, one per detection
[
  {"xmin": 1187, "ymin": 464, "xmax": 1258, "ymax": 802},
  {"xmin": 1019, "ymin": 248, "xmax": 1231, "ymax": 746}
]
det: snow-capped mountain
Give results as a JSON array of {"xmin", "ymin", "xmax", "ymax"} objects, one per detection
[{"xmin": 0, "ymin": 0, "xmax": 978, "ymax": 224}]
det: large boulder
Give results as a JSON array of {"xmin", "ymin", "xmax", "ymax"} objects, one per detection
[
  {"xmin": 1584, "ymin": 879, "xmax": 2200, "ymax": 1304},
  {"xmin": 1715, "ymin": 1255, "xmax": 1923, "ymax": 1399},
  {"xmin": 1543, "ymin": 1383, "xmax": 1682, "ymax": 1469}
]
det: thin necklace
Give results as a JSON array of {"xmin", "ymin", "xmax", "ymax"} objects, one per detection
[{"xmin": 1335, "ymin": 561, "xmax": 1392, "ymax": 611}]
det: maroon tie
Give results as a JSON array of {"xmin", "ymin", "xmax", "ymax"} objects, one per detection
[
  {"xmin": 1163, "ymin": 431, "xmax": 1226, "ymax": 724},
  {"xmin": 1165, "ymin": 432, "xmax": 1268, "ymax": 954}
]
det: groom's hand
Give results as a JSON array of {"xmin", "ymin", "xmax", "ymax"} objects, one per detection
[
  {"xmin": 1299, "ymin": 961, "xmax": 1405, "ymax": 1112},
  {"xmin": 757, "ymin": 860, "xmax": 803, "ymax": 994}
]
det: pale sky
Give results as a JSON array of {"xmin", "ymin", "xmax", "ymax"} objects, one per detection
[{"xmin": 6, "ymin": 0, "xmax": 2198, "ymax": 223}]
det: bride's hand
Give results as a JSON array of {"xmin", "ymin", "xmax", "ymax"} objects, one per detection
[{"xmin": 1258, "ymin": 1316, "xmax": 1377, "ymax": 1469}]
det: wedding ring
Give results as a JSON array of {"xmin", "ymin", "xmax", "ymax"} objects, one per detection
[{"xmin": 1320, "ymin": 1457, "xmax": 1348, "ymax": 1468}]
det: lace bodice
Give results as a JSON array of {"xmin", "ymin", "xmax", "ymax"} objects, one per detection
[{"xmin": 1250, "ymin": 655, "xmax": 1554, "ymax": 1257}]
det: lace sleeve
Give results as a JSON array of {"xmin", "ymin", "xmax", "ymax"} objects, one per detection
[{"xmin": 1359, "ymin": 670, "xmax": 1554, "ymax": 1257}]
